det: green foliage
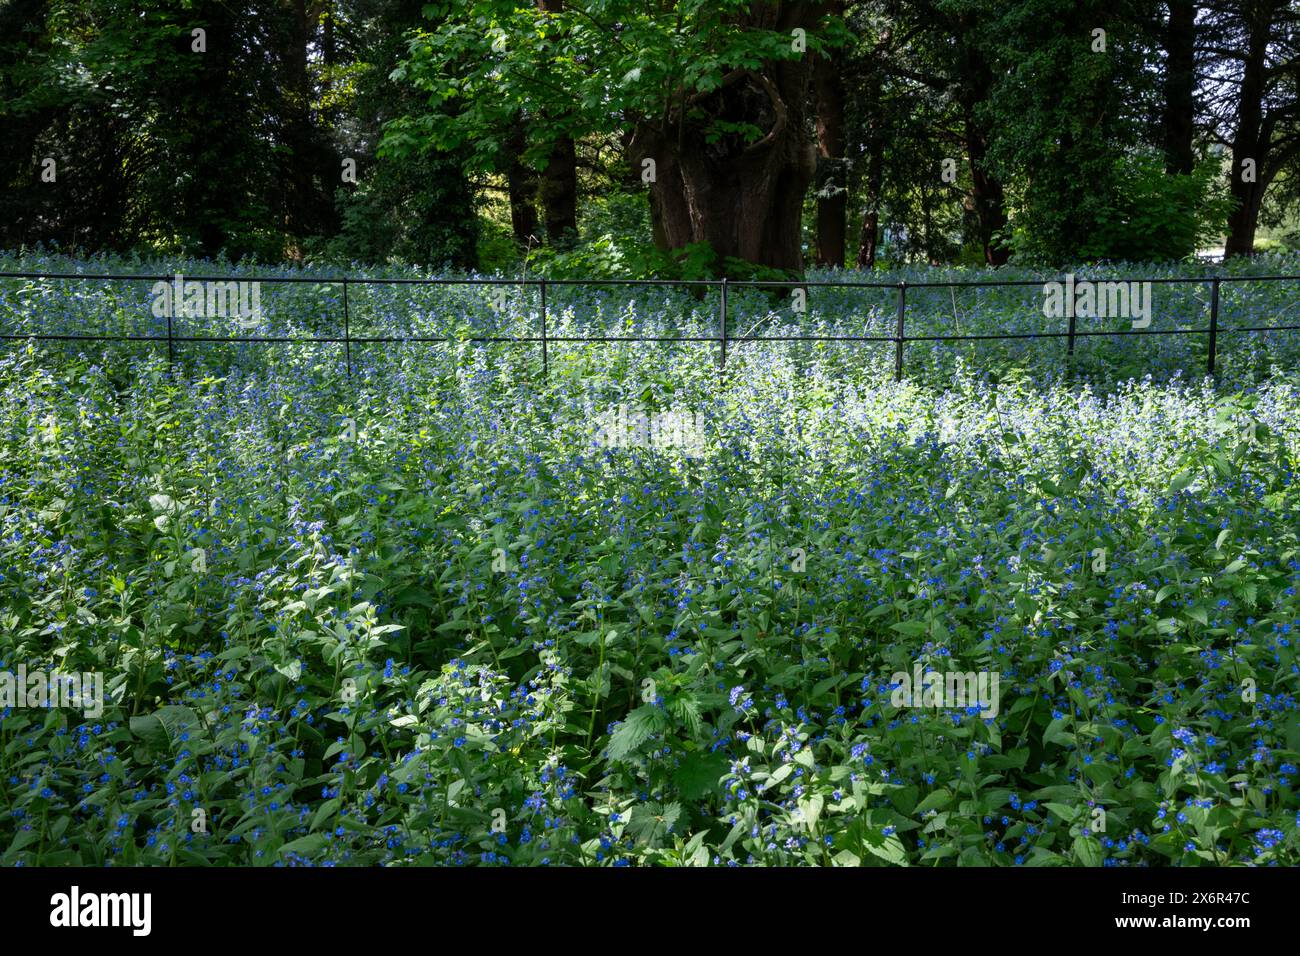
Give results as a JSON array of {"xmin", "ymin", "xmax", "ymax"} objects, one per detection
[
  {"xmin": 524, "ymin": 236, "xmax": 708, "ymax": 281},
  {"xmin": 0, "ymin": 253, "xmax": 1298, "ymax": 866},
  {"xmin": 0, "ymin": 0, "xmax": 335, "ymax": 259},
  {"xmin": 981, "ymin": 0, "xmax": 1157, "ymax": 265},
  {"xmin": 1010, "ymin": 155, "xmax": 1235, "ymax": 264},
  {"xmin": 0, "ymin": 0, "xmax": 1282, "ymax": 273},
  {"xmin": 386, "ymin": 1, "xmax": 848, "ymax": 169},
  {"xmin": 311, "ymin": 0, "xmax": 478, "ymax": 269},
  {"xmin": 1253, "ymin": 237, "xmax": 1292, "ymax": 255},
  {"xmin": 321, "ymin": 152, "xmax": 477, "ymax": 269},
  {"xmin": 527, "ymin": 237, "xmax": 800, "ymax": 283}
]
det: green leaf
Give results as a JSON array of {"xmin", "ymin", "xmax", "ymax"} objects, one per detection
[
  {"xmin": 1045, "ymin": 802, "xmax": 1079, "ymax": 823},
  {"xmin": 1168, "ymin": 470, "xmax": 1195, "ymax": 494},
  {"xmin": 625, "ymin": 801, "xmax": 681, "ymax": 847},
  {"xmin": 311, "ymin": 798, "xmax": 341, "ymax": 830},
  {"xmin": 606, "ymin": 706, "xmax": 664, "ymax": 760},
  {"xmin": 672, "ymin": 751, "xmax": 728, "ymax": 801},
  {"xmin": 1043, "ymin": 717, "xmax": 1074, "ymax": 746},
  {"xmin": 278, "ymin": 834, "xmax": 329, "ymax": 858},
  {"xmin": 1073, "ymin": 835, "xmax": 1104, "ymax": 867},
  {"xmin": 798, "ymin": 794, "xmax": 824, "ymax": 831},
  {"xmin": 760, "ymin": 762, "xmax": 794, "ymax": 792},
  {"xmin": 915, "ymin": 789, "xmax": 952, "ymax": 814},
  {"xmin": 861, "ymin": 827, "xmax": 909, "ymax": 866}
]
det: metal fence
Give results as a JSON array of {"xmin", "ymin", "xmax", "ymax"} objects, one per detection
[{"xmin": 2, "ymin": 270, "xmax": 1299, "ymax": 381}]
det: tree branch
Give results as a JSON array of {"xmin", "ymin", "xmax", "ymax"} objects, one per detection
[{"xmin": 740, "ymin": 69, "xmax": 787, "ymax": 155}]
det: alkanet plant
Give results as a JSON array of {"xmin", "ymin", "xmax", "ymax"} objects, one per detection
[{"xmin": 0, "ymin": 253, "xmax": 1296, "ymax": 866}]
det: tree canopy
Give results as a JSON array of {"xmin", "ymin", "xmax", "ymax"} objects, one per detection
[{"xmin": 0, "ymin": 1, "xmax": 1292, "ymax": 272}]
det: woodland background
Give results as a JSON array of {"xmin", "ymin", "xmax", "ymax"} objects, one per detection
[{"xmin": 1, "ymin": 1, "xmax": 1295, "ymax": 276}]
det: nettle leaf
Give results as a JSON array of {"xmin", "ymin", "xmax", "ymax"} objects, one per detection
[
  {"xmin": 625, "ymin": 801, "xmax": 682, "ymax": 847},
  {"xmin": 667, "ymin": 693, "xmax": 703, "ymax": 738},
  {"xmin": 606, "ymin": 705, "xmax": 666, "ymax": 760},
  {"xmin": 672, "ymin": 750, "xmax": 729, "ymax": 801},
  {"xmin": 130, "ymin": 705, "xmax": 203, "ymax": 751}
]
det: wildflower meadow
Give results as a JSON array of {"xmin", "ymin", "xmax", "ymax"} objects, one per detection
[{"xmin": 0, "ymin": 253, "xmax": 1296, "ymax": 869}]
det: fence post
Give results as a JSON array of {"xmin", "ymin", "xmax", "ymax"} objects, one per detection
[
  {"xmin": 342, "ymin": 276, "xmax": 352, "ymax": 382},
  {"xmin": 166, "ymin": 308, "xmax": 174, "ymax": 369},
  {"xmin": 1207, "ymin": 276, "xmax": 1220, "ymax": 376},
  {"xmin": 540, "ymin": 278, "xmax": 549, "ymax": 380},
  {"xmin": 894, "ymin": 281, "xmax": 906, "ymax": 382},
  {"xmin": 719, "ymin": 277, "xmax": 728, "ymax": 373}
]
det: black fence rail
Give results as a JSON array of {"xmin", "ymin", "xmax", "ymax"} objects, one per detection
[{"xmin": 2, "ymin": 271, "xmax": 1299, "ymax": 381}]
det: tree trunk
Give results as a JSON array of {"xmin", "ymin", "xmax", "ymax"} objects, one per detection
[
  {"xmin": 1225, "ymin": 11, "xmax": 1268, "ymax": 258},
  {"xmin": 536, "ymin": 0, "xmax": 578, "ymax": 243},
  {"xmin": 855, "ymin": 75, "xmax": 885, "ymax": 268},
  {"xmin": 922, "ymin": 176, "xmax": 937, "ymax": 264},
  {"xmin": 965, "ymin": 119, "xmax": 1009, "ymax": 265},
  {"xmin": 541, "ymin": 135, "xmax": 578, "ymax": 243},
  {"xmin": 1162, "ymin": 0, "xmax": 1196, "ymax": 175},
  {"xmin": 953, "ymin": 11, "xmax": 1008, "ymax": 266},
  {"xmin": 629, "ymin": 8, "xmax": 821, "ymax": 276},
  {"xmin": 619, "ymin": 127, "xmax": 642, "ymax": 191},
  {"xmin": 283, "ymin": 0, "xmax": 337, "ymax": 241},
  {"xmin": 856, "ymin": 201, "xmax": 881, "ymax": 268},
  {"xmin": 506, "ymin": 131, "xmax": 541, "ymax": 247},
  {"xmin": 813, "ymin": 1, "xmax": 846, "ymax": 267},
  {"xmin": 0, "ymin": 0, "xmax": 53, "ymax": 247}
]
